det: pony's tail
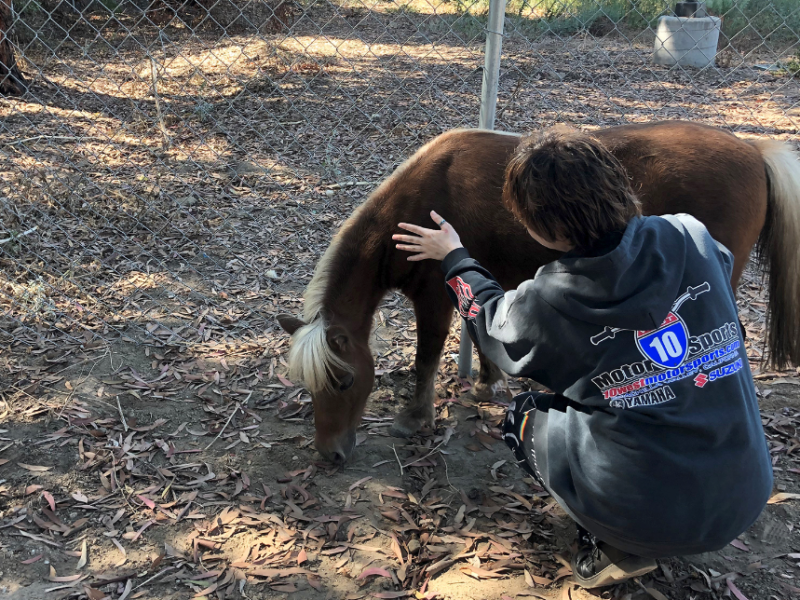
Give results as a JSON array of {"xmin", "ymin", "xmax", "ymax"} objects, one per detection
[{"xmin": 753, "ymin": 139, "xmax": 800, "ymax": 370}]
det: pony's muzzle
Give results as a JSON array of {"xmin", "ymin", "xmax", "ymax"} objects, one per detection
[{"xmin": 316, "ymin": 430, "xmax": 356, "ymax": 464}]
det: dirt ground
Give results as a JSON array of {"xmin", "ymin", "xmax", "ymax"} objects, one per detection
[{"xmin": 1, "ymin": 3, "xmax": 800, "ymax": 600}]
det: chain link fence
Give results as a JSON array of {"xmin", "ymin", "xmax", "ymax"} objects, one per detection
[
  {"xmin": 1, "ymin": 0, "xmax": 799, "ymax": 382},
  {"xmin": 0, "ymin": 6, "xmax": 798, "ymax": 598}
]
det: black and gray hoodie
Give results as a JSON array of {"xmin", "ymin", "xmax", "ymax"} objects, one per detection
[{"xmin": 442, "ymin": 214, "xmax": 772, "ymax": 557}]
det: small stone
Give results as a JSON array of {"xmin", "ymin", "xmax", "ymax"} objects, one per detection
[
  {"xmin": 397, "ymin": 387, "xmax": 409, "ymax": 398},
  {"xmin": 292, "ymin": 456, "xmax": 298, "ymax": 461},
  {"xmin": 407, "ymin": 539, "xmax": 420, "ymax": 554}
]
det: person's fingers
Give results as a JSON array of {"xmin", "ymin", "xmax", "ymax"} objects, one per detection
[
  {"xmin": 430, "ymin": 210, "xmax": 444, "ymax": 228},
  {"xmin": 397, "ymin": 222, "xmax": 432, "ymax": 235},
  {"xmin": 395, "ymin": 244, "xmax": 423, "ymax": 252},
  {"xmin": 392, "ymin": 234, "xmax": 423, "ymax": 244},
  {"xmin": 407, "ymin": 253, "xmax": 429, "ymax": 261}
]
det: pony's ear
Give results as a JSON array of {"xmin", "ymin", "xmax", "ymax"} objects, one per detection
[
  {"xmin": 277, "ymin": 314, "xmax": 306, "ymax": 335},
  {"xmin": 326, "ymin": 325, "xmax": 349, "ymax": 353}
]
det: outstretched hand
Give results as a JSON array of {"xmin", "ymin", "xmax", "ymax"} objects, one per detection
[{"xmin": 393, "ymin": 210, "xmax": 464, "ymax": 261}]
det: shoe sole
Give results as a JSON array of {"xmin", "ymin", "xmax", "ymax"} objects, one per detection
[{"xmin": 573, "ymin": 560, "xmax": 657, "ymax": 588}]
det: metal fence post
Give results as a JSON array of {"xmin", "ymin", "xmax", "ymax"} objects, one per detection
[
  {"xmin": 478, "ymin": 0, "xmax": 508, "ymax": 131},
  {"xmin": 458, "ymin": 0, "xmax": 508, "ymax": 378}
]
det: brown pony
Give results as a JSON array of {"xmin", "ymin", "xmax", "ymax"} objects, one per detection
[{"xmin": 278, "ymin": 121, "xmax": 800, "ymax": 463}]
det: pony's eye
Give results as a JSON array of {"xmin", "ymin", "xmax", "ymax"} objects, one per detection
[{"xmin": 339, "ymin": 373, "xmax": 355, "ymax": 392}]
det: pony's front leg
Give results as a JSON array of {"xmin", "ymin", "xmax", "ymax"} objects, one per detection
[{"xmin": 390, "ymin": 288, "xmax": 453, "ymax": 438}]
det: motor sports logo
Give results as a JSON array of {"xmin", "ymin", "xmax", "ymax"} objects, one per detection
[
  {"xmin": 446, "ymin": 276, "xmax": 480, "ymax": 319},
  {"xmin": 635, "ymin": 312, "xmax": 689, "ymax": 368},
  {"xmin": 587, "ymin": 282, "xmax": 745, "ymax": 409}
]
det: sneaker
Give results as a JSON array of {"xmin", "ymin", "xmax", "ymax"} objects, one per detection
[{"xmin": 572, "ymin": 529, "xmax": 657, "ymax": 588}]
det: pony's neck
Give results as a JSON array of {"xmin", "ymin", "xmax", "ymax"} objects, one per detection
[
  {"xmin": 303, "ymin": 204, "xmax": 389, "ymax": 340},
  {"xmin": 325, "ymin": 276, "xmax": 386, "ymax": 341}
]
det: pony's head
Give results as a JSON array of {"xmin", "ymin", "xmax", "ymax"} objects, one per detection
[{"xmin": 277, "ymin": 313, "xmax": 374, "ymax": 463}]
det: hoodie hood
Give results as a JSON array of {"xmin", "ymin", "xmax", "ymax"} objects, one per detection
[{"xmin": 535, "ymin": 216, "xmax": 687, "ymax": 331}]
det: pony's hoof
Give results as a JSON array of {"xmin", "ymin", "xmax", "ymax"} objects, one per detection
[
  {"xmin": 389, "ymin": 421, "xmax": 416, "ymax": 438},
  {"xmin": 470, "ymin": 379, "xmax": 504, "ymax": 401},
  {"xmin": 390, "ymin": 410, "xmax": 432, "ymax": 438}
]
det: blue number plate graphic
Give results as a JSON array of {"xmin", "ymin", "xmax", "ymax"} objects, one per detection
[{"xmin": 636, "ymin": 312, "xmax": 689, "ymax": 368}]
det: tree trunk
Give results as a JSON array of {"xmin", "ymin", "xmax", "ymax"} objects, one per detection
[{"xmin": 0, "ymin": 0, "xmax": 26, "ymax": 96}]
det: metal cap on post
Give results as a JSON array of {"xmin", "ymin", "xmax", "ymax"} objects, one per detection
[{"xmin": 458, "ymin": 0, "xmax": 508, "ymax": 378}]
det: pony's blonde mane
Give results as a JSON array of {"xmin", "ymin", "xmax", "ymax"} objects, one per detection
[
  {"xmin": 287, "ymin": 317, "xmax": 350, "ymax": 393},
  {"xmin": 287, "ymin": 130, "xmax": 477, "ymax": 391},
  {"xmin": 287, "ymin": 227, "xmax": 352, "ymax": 392},
  {"xmin": 288, "ymin": 200, "xmax": 372, "ymax": 392}
]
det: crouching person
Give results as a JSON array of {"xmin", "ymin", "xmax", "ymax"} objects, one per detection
[{"xmin": 392, "ymin": 127, "xmax": 772, "ymax": 588}]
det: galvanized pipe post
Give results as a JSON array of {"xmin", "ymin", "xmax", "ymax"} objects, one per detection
[{"xmin": 458, "ymin": 0, "xmax": 507, "ymax": 378}]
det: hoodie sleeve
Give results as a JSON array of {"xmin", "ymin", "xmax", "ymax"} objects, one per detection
[
  {"xmin": 441, "ymin": 248, "xmax": 552, "ymax": 378},
  {"xmin": 713, "ymin": 239, "xmax": 735, "ymax": 282}
]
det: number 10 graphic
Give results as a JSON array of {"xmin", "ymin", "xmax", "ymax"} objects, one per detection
[{"xmin": 636, "ymin": 312, "xmax": 689, "ymax": 369}]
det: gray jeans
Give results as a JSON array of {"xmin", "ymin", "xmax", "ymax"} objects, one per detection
[{"xmin": 503, "ymin": 391, "xmax": 665, "ymax": 557}]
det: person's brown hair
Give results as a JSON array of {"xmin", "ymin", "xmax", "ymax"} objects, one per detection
[{"xmin": 503, "ymin": 126, "xmax": 641, "ymax": 252}]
